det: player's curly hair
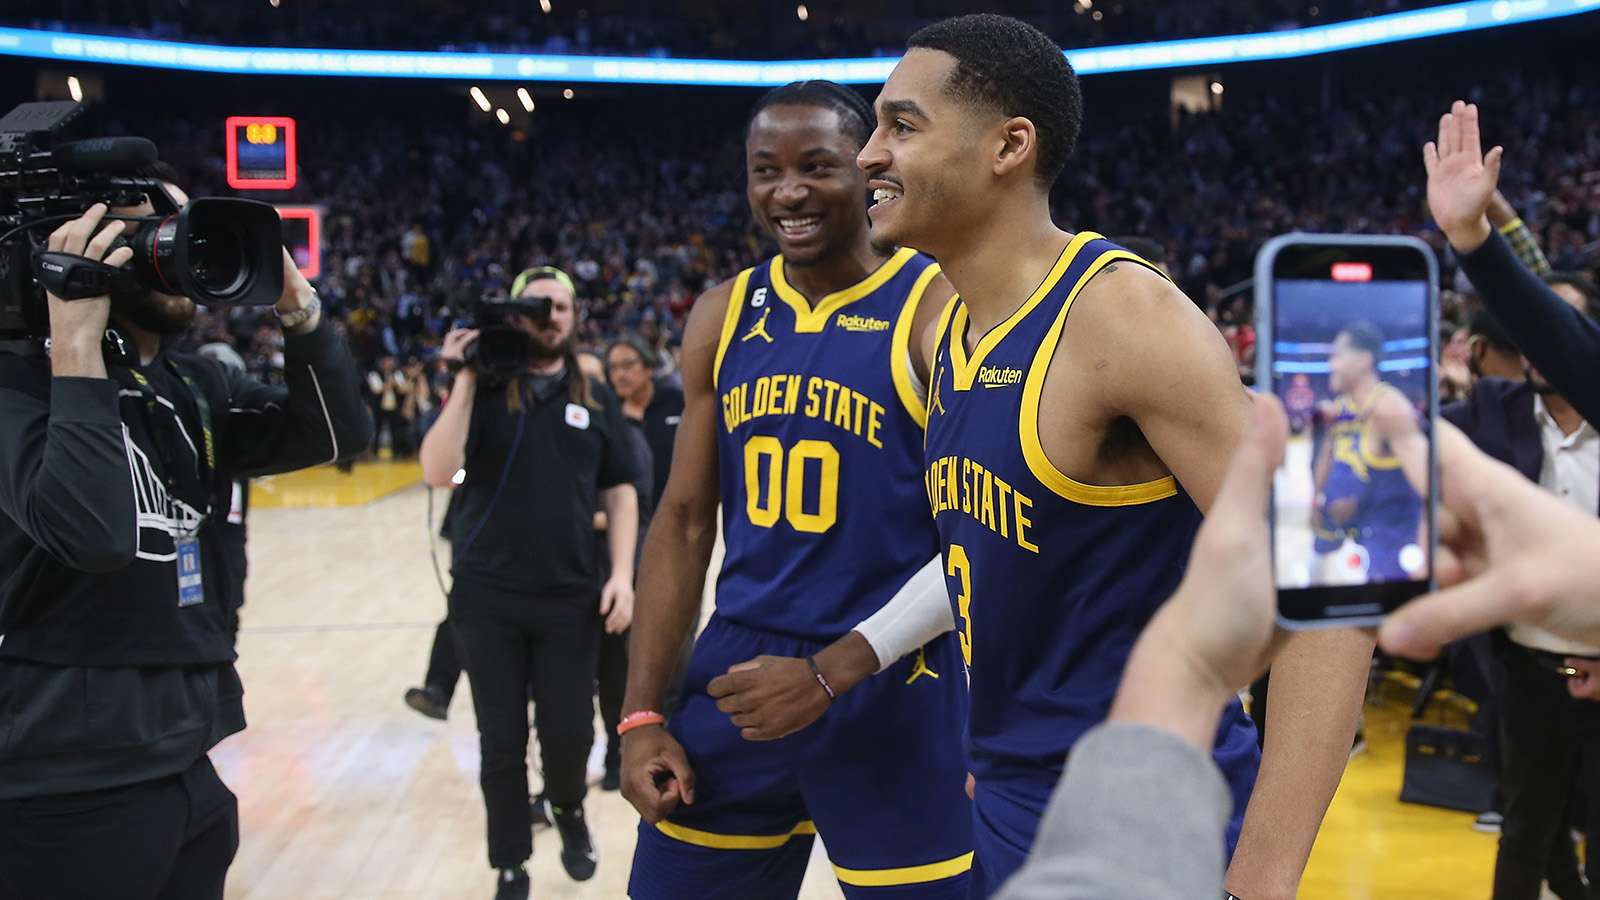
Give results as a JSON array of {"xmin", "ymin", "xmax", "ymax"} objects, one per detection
[
  {"xmin": 907, "ymin": 14, "xmax": 1082, "ymax": 191},
  {"xmin": 746, "ymin": 80, "xmax": 877, "ymax": 150}
]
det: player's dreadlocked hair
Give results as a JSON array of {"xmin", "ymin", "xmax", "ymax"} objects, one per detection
[
  {"xmin": 908, "ymin": 14, "xmax": 1082, "ymax": 190},
  {"xmin": 746, "ymin": 80, "xmax": 877, "ymax": 150}
]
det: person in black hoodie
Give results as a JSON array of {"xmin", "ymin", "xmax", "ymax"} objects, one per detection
[{"xmin": 0, "ymin": 183, "xmax": 371, "ymax": 900}]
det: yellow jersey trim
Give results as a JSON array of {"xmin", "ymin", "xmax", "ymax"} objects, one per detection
[
  {"xmin": 947, "ymin": 231, "xmax": 1103, "ymax": 392},
  {"xmin": 891, "ymin": 262, "xmax": 942, "ymax": 429},
  {"xmin": 1019, "ymin": 249, "xmax": 1181, "ymax": 507},
  {"xmin": 1358, "ymin": 384, "xmax": 1405, "ymax": 471},
  {"xmin": 771, "ymin": 247, "xmax": 918, "ymax": 334},
  {"xmin": 654, "ymin": 819, "xmax": 817, "ymax": 850},
  {"xmin": 713, "ymin": 268, "xmax": 755, "ymax": 390},
  {"xmin": 833, "ymin": 851, "xmax": 975, "ymax": 887}
]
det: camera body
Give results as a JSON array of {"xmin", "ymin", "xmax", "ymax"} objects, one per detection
[
  {"xmin": 0, "ymin": 101, "xmax": 285, "ymax": 340},
  {"xmin": 457, "ymin": 294, "xmax": 552, "ymax": 383}
]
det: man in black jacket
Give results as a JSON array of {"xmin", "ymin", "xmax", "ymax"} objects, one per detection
[
  {"xmin": 1426, "ymin": 101, "xmax": 1600, "ymax": 424},
  {"xmin": 1442, "ymin": 274, "xmax": 1600, "ymax": 900},
  {"xmin": 0, "ymin": 189, "xmax": 370, "ymax": 900}
]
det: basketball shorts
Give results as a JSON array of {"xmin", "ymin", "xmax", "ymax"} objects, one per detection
[{"xmin": 629, "ymin": 614, "xmax": 973, "ymax": 900}]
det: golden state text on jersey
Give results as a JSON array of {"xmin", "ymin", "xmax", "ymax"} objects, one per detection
[
  {"xmin": 922, "ymin": 232, "xmax": 1261, "ymax": 802},
  {"xmin": 712, "ymin": 248, "xmax": 944, "ymax": 639}
]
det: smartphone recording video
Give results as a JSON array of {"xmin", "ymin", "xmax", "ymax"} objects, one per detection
[{"xmin": 1255, "ymin": 235, "xmax": 1439, "ymax": 628}]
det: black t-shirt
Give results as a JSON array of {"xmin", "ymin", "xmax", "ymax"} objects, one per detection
[
  {"xmin": 450, "ymin": 368, "xmax": 639, "ymax": 598},
  {"xmin": 637, "ymin": 382, "xmax": 684, "ymax": 511}
]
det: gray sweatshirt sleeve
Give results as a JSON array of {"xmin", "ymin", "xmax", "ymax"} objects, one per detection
[{"xmin": 992, "ymin": 722, "xmax": 1233, "ymax": 900}]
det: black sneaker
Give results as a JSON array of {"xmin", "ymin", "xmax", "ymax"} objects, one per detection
[
  {"xmin": 404, "ymin": 685, "xmax": 449, "ymax": 721},
  {"xmin": 529, "ymin": 794, "xmax": 553, "ymax": 832},
  {"xmin": 493, "ymin": 865, "xmax": 529, "ymax": 900},
  {"xmin": 552, "ymin": 804, "xmax": 598, "ymax": 881}
]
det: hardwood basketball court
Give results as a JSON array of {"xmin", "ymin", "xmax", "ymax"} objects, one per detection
[{"xmin": 221, "ymin": 465, "xmax": 1500, "ymax": 900}]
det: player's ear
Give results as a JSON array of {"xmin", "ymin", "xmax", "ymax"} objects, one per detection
[{"xmin": 993, "ymin": 116, "xmax": 1037, "ymax": 180}]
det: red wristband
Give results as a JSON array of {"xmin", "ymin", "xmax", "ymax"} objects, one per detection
[{"xmin": 617, "ymin": 710, "xmax": 666, "ymax": 736}]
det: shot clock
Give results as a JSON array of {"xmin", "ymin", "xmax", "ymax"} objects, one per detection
[{"xmin": 225, "ymin": 116, "xmax": 296, "ymax": 190}]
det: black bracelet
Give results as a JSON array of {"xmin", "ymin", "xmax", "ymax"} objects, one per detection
[{"xmin": 805, "ymin": 655, "xmax": 836, "ymax": 703}]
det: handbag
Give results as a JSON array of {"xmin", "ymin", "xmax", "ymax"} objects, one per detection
[{"xmin": 1399, "ymin": 722, "xmax": 1496, "ymax": 812}]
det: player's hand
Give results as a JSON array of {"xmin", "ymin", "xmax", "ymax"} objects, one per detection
[
  {"xmin": 1379, "ymin": 422, "xmax": 1600, "ymax": 659},
  {"xmin": 440, "ymin": 328, "xmax": 479, "ymax": 363},
  {"xmin": 1568, "ymin": 659, "xmax": 1600, "ymax": 701},
  {"xmin": 707, "ymin": 655, "xmax": 831, "ymax": 741},
  {"xmin": 45, "ymin": 203, "xmax": 128, "ymax": 371},
  {"xmin": 620, "ymin": 726, "xmax": 695, "ymax": 824},
  {"xmin": 1423, "ymin": 100, "xmax": 1502, "ymax": 255},
  {"xmin": 600, "ymin": 575, "xmax": 634, "ymax": 634}
]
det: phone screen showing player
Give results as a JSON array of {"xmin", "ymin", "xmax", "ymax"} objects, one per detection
[{"xmin": 1256, "ymin": 236, "xmax": 1438, "ymax": 628}]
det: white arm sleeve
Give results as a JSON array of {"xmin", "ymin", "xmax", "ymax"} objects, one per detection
[{"xmin": 853, "ymin": 555, "xmax": 954, "ymax": 673}]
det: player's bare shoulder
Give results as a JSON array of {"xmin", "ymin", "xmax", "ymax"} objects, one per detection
[{"xmin": 1061, "ymin": 258, "xmax": 1218, "ymax": 378}]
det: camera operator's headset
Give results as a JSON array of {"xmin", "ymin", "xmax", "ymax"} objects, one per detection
[{"xmin": 440, "ymin": 266, "xmax": 578, "ymax": 584}]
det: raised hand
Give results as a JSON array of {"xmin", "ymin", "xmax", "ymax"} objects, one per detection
[{"xmin": 1423, "ymin": 100, "xmax": 1503, "ymax": 255}]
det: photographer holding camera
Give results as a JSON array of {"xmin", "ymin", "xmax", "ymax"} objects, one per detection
[
  {"xmin": 419, "ymin": 267, "xmax": 639, "ymax": 900},
  {"xmin": 0, "ymin": 175, "xmax": 371, "ymax": 899}
]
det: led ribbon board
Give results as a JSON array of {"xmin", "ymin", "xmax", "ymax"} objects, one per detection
[{"xmin": 0, "ymin": 0, "xmax": 1595, "ymax": 83}]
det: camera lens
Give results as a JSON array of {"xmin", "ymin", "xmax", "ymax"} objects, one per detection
[
  {"xmin": 122, "ymin": 197, "xmax": 285, "ymax": 307},
  {"xmin": 187, "ymin": 218, "xmax": 248, "ymax": 295}
]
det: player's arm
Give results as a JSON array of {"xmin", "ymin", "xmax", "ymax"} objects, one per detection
[
  {"xmin": 1083, "ymin": 267, "xmax": 1369, "ymax": 900},
  {"xmin": 1373, "ymin": 391, "xmax": 1429, "ymax": 498},
  {"xmin": 618, "ymin": 279, "xmax": 731, "ymax": 823}
]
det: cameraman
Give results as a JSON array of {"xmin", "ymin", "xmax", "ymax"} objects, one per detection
[
  {"xmin": 0, "ymin": 190, "xmax": 370, "ymax": 900},
  {"xmin": 419, "ymin": 267, "xmax": 638, "ymax": 900}
]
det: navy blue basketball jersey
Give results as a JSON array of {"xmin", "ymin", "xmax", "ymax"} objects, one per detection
[
  {"xmin": 712, "ymin": 248, "xmax": 943, "ymax": 640},
  {"xmin": 922, "ymin": 232, "xmax": 1260, "ymax": 789}
]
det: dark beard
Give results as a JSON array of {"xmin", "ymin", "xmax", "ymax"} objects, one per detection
[
  {"xmin": 530, "ymin": 330, "xmax": 574, "ymax": 361},
  {"xmin": 112, "ymin": 291, "xmax": 196, "ymax": 336},
  {"xmin": 869, "ymin": 234, "xmax": 902, "ymax": 258}
]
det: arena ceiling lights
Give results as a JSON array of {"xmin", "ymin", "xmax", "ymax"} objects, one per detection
[{"xmin": 0, "ymin": 0, "xmax": 1595, "ymax": 84}]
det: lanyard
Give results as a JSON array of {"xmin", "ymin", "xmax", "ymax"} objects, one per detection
[{"xmin": 122, "ymin": 358, "xmax": 216, "ymax": 521}]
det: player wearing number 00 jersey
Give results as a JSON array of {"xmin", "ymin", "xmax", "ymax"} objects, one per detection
[{"xmin": 622, "ymin": 81, "xmax": 971, "ymax": 900}]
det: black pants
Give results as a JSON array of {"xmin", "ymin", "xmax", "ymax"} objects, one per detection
[
  {"xmin": 423, "ymin": 615, "xmax": 464, "ymax": 704},
  {"xmin": 598, "ymin": 627, "xmax": 628, "ymax": 766},
  {"xmin": 0, "ymin": 755, "xmax": 238, "ymax": 900},
  {"xmin": 452, "ymin": 583, "xmax": 601, "ymax": 869},
  {"xmin": 1494, "ymin": 646, "xmax": 1600, "ymax": 900}
]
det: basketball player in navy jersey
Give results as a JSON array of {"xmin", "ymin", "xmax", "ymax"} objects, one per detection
[
  {"xmin": 1312, "ymin": 322, "xmax": 1428, "ymax": 583},
  {"xmin": 619, "ymin": 81, "xmax": 972, "ymax": 899},
  {"xmin": 746, "ymin": 15, "xmax": 1372, "ymax": 900}
]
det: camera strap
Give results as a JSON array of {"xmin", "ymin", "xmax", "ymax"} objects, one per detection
[{"xmin": 117, "ymin": 358, "xmax": 216, "ymax": 522}]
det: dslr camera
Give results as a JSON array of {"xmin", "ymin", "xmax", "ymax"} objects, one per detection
[
  {"xmin": 455, "ymin": 293, "xmax": 551, "ymax": 383},
  {"xmin": 0, "ymin": 101, "xmax": 284, "ymax": 339}
]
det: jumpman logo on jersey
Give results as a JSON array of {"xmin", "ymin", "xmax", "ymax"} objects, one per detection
[
  {"xmin": 929, "ymin": 373, "xmax": 947, "ymax": 418},
  {"xmin": 742, "ymin": 307, "xmax": 775, "ymax": 344},
  {"xmin": 905, "ymin": 647, "xmax": 940, "ymax": 684}
]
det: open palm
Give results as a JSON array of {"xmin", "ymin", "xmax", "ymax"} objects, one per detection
[{"xmin": 1423, "ymin": 101, "xmax": 1503, "ymax": 249}]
